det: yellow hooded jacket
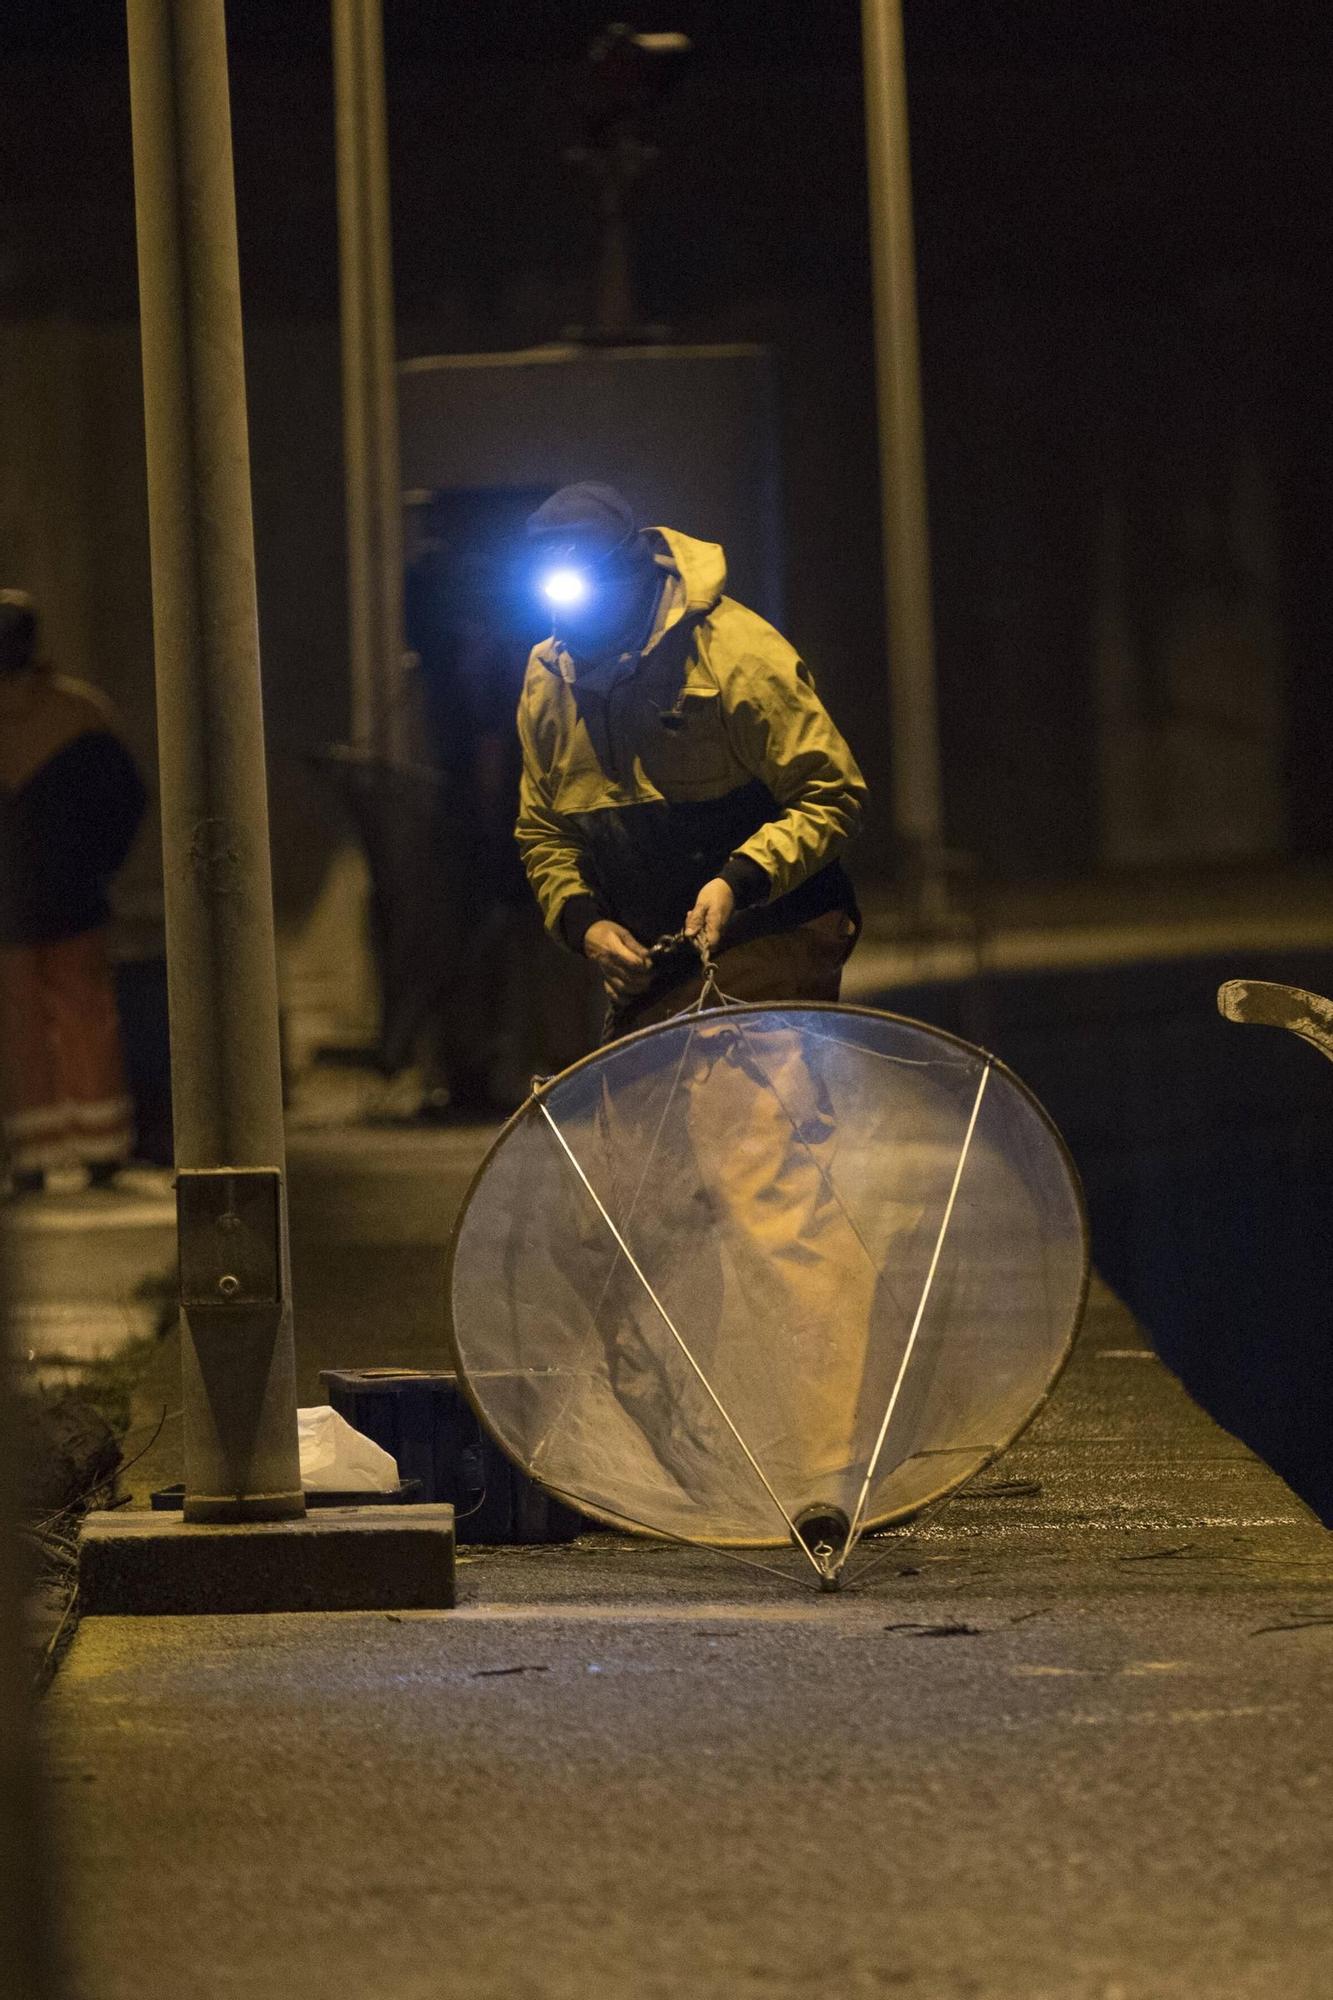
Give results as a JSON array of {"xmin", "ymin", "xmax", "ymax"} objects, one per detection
[{"xmin": 515, "ymin": 527, "xmax": 866, "ymax": 953}]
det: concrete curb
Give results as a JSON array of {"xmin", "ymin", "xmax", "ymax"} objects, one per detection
[{"xmin": 79, "ymin": 1504, "xmax": 456, "ymax": 1614}]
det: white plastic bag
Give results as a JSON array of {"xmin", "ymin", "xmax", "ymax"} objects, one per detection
[{"xmin": 297, "ymin": 1406, "xmax": 401, "ymax": 1493}]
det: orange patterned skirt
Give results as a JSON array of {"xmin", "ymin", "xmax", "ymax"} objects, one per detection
[{"xmin": 0, "ymin": 927, "xmax": 134, "ymax": 1173}]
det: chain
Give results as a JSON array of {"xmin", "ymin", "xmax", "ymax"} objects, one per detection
[{"xmin": 605, "ymin": 927, "xmax": 739, "ymax": 1040}]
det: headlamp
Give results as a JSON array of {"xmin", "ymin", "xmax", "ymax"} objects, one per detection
[
  {"xmin": 538, "ymin": 565, "xmax": 591, "ymax": 610},
  {"xmin": 534, "ymin": 521, "xmax": 641, "ymax": 621}
]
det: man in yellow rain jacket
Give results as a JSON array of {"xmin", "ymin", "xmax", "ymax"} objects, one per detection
[
  {"xmin": 515, "ymin": 487, "xmax": 874, "ymax": 1550},
  {"xmin": 516, "ymin": 483, "xmax": 867, "ymax": 1036}
]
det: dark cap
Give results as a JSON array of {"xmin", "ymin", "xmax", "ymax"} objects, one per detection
[{"xmin": 526, "ymin": 482, "xmax": 641, "ymax": 561}]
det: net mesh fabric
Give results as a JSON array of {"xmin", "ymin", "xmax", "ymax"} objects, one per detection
[{"xmin": 449, "ymin": 1007, "xmax": 1087, "ymax": 1549}]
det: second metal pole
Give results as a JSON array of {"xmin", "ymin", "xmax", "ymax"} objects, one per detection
[
  {"xmin": 861, "ymin": 0, "xmax": 949, "ymax": 919},
  {"xmin": 334, "ymin": 0, "xmax": 407, "ymax": 763}
]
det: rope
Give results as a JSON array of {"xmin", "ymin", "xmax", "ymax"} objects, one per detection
[{"xmin": 604, "ymin": 929, "xmax": 746, "ymax": 1041}]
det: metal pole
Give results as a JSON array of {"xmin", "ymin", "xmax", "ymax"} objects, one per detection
[
  {"xmin": 333, "ymin": 0, "xmax": 374, "ymax": 753},
  {"xmin": 334, "ymin": 0, "xmax": 406, "ymax": 763},
  {"xmin": 360, "ymin": 0, "xmax": 408, "ymax": 766},
  {"xmin": 126, "ymin": 0, "xmax": 303, "ymax": 1521},
  {"xmin": 861, "ymin": 0, "xmax": 948, "ymax": 917}
]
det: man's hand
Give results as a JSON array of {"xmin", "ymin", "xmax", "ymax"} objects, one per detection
[
  {"xmin": 684, "ymin": 877, "xmax": 736, "ymax": 955},
  {"xmin": 584, "ymin": 920, "xmax": 653, "ymax": 1005}
]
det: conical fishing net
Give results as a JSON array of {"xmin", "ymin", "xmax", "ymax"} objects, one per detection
[{"xmin": 447, "ymin": 1004, "xmax": 1088, "ymax": 1578}]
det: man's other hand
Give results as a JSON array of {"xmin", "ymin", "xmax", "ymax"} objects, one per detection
[
  {"xmin": 584, "ymin": 920, "xmax": 653, "ymax": 1005},
  {"xmin": 684, "ymin": 877, "xmax": 736, "ymax": 955}
]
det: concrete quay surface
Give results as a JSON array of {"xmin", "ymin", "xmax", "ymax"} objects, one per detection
[{"xmin": 44, "ymin": 1281, "xmax": 1333, "ymax": 2000}]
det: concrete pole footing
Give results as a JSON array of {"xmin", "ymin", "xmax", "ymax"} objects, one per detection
[{"xmin": 78, "ymin": 1506, "xmax": 456, "ymax": 1615}]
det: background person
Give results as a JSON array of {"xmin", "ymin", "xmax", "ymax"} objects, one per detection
[
  {"xmin": 0, "ymin": 590, "xmax": 146, "ymax": 1194},
  {"xmin": 395, "ymin": 511, "xmax": 532, "ymax": 1118}
]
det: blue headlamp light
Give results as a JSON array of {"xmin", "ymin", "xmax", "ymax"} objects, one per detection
[
  {"xmin": 533, "ymin": 522, "xmax": 641, "ymax": 618},
  {"xmin": 538, "ymin": 564, "xmax": 592, "ymax": 610}
]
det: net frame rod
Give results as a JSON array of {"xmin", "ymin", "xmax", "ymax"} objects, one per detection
[
  {"xmin": 538, "ymin": 1101, "xmax": 825, "ymax": 1577},
  {"xmin": 841, "ymin": 1058, "xmax": 992, "ymax": 1563},
  {"xmin": 528, "ymin": 1024, "xmax": 697, "ymax": 1477}
]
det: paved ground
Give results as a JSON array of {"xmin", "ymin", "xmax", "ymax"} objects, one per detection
[
  {"xmin": 843, "ymin": 859, "xmax": 1333, "ymax": 996},
  {"xmin": 22, "ymin": 870, "xmax": 1333, "ymax": 1995},
  {"xmin": 5, "ymin": 1170, "xmax": 175, "ymax": 1377},
  {"xmin": 43, "ymin": 1282, "xmax": 1333, "ymax": 2000}
]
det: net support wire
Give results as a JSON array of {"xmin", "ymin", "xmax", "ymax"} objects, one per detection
[
  {"xmin": 527, "ymin": 1015, "xmax": 699, "ymax": 1483},
  {"xmin": 663, "ymin": 955, "xmax": 996, "ymax": 1590},
  {"xmin": 538, "ymin": 1099, "xmax": 828, "ymax": 1580},
  {"xmin": 835, "ymin": 1057, "xmax": 993, "ymax": 1580},
  {"xmin": 535, "ymin": 1475, "xmax": 831, "ymax": 1592},
  {"xmin": 680, "ymin": 952, "xmax": 992, "ymax": 1592},
  {"xmin": 543, "ymin": 934, "xmax": 992, "ymax": 1591}
]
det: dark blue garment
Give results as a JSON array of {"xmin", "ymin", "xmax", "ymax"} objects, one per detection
[
  {"xmin": 555, "ymin": 777, "xmax": 860, "ymax": 954},
  {"xmin": 0, "ymin": 730, "xmax": 147, "ymax": 945}
]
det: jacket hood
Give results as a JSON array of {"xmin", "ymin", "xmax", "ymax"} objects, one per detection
[{"xmin": 643, "ymin": 526, "xmax": 727, "ymax": 642}]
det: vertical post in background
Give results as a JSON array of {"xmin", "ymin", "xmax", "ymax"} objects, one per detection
[
  {"xmin": 861, "ymin": 0, "xmax": 950, "ymax": 925},
  {"xmin": 334, "ymin": 0, "xmax": 407, "ymax": 763},
  {"xmin": 126, "ymin": 0, "xmax": 303, "ymax": 1520}
]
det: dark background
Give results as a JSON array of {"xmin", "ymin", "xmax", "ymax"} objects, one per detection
[{"xmin": 3, "ymin": 0, "xmax": 1333, "ymax": 877}]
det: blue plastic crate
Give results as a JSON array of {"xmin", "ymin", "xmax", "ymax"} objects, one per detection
[{"xmin": 320, "ymin": 1369, "xmax": 585, "ymax": 1545}]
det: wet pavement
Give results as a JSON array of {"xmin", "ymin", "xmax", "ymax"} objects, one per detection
[{"xmin": 43, "ymin": 1278, "xmax": 1333, "ymax": 2000}]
